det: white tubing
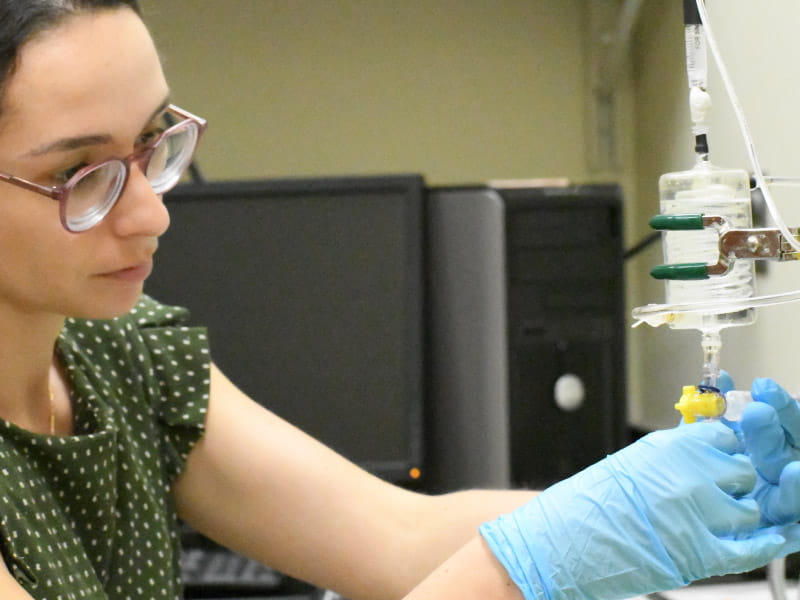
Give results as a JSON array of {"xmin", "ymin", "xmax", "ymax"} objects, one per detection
[{"xmin": 695, "ymin": 0, "xmax": 800, "ymax": 253}]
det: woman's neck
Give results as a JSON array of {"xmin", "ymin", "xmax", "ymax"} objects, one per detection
[{"xmin": 0, "ymin": 308, "xmax": 66, "ymax": 433}]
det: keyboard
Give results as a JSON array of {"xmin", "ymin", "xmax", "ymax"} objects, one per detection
[
  {"xmin": 181, "ymin": 546, "xmax": 285, "ymax": 591},
  {"xmin": 179, "ymin": 526, "xmax": 335, "ymax": 599}
]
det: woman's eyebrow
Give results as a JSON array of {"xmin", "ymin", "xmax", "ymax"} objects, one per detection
[
  {"xmin": 25, "ymin": 95, "xmax": 172, "ymax": 158},
  {"xmin": 26, "ymin": 133, "xmax": 112, "ymax": 157},
  {"xmin": 147, "ymin": 96, "xmax": 172, "ymax": 126}
]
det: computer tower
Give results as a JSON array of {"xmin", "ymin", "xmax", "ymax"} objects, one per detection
[
  {"xmin": 424, "ymin": 186, "xmax": 511, "ymax": 492},
  {"xmin": 424, "ymin": 184, "xmax": 626, "ymax": 493},
  {"xmin": 499, "ymin": 184, "xmax": 628, "ymax": 489}
]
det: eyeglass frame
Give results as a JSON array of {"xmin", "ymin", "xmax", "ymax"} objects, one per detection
[{"xmin": 0, "ymin": 104, "xmax": 207, "ymax": 232}]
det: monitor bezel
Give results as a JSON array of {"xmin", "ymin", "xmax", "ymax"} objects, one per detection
[{"xmin": 151, "ymin": 174, "xmax": 427, "ymax": 485}]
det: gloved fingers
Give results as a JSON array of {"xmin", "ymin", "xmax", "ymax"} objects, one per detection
[
  {"xmin": 717, "ymin": 370, "xmax": 735, "ymax": 394},
  {"xmin": 630, "ymin": 423, "xmax": 748, "ymax": 492},
  {"xmin": 710, "ymin": 452, "xmax": 757, "ymax": 498},
  {"xmin": 693, "ymin": 491, "xmax": 761, "ymax": 537},
  {"xmin": 741, "ymin": 402, "xmax": 795, "ymax": 483},
  {"xmin": 721, "ymin": 414, "xmax": 743, "ymax": 436},
  {"xmin": 767, "ymin": 523, "xmax": 800, "ymax": 558},
  {"xmin": 757, "ymin": 462, "xmax": 800, "ymax": 526},
  {"xmin": 677, "ymin": 421, "xmax": 743, "ymax": 455},
  {"xmin": 711, "ymin": 529, "xmax": 787, "ymax": 575},
  {"xmin": 752, "ymin": 378, "xmax": 800, "ymax": 447}
]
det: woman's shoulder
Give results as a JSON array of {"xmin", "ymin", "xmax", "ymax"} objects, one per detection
[
  {"xmin": 125, "ymin": 294, "xmax": 194, "ymax": 327},
  {"xmin": 62, "ymin": 294, "xmax": 193, "ymax": 337},
  {"xmin": 105, "ymin": 294, "xmax": 192, "ymax": 329},
  {"xmin": 58, "ymin": 295, "xmax": 211, "ymax": 437},
  {"xmin": 59, "ymin": 294, "xmax": 209, "ymax": 364}
]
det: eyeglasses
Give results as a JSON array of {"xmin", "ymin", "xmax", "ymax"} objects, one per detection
[{"xmin": 0, "ymin": 104, "xmax": 207, "ymax": 232}]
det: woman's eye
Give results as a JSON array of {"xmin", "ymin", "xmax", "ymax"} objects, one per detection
[
  {"xmin": 137, "ymin": 127, "xmax": 165, "ymax": 147},
  {"xmin": 53, "ymin": 163, "xmax": 88, "ymax": 185}
]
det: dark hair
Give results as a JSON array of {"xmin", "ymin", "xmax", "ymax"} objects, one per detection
[{"xmin": 0, "ymin": 0, "xmax": 141, "ymax": 118}]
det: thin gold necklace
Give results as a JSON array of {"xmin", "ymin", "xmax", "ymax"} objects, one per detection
[{"xmin": 48, "ymin": 386, "xmax": 55, "ymax": 436}]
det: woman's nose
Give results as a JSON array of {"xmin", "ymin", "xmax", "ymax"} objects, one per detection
[{"xmin": 107, "ymin": 167, "xmax": 171, "ymax": 238}]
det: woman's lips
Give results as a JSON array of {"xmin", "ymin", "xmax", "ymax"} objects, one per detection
[{"xmin": 100, "ymin": 261, "xmax": 153, "ymax": 283}]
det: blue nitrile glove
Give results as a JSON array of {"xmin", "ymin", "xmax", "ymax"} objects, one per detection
[
  {"xmin": 740, "ymin": 378, "xmax": 800, "ymax": 525},
  {"xmin": 717, "ymin": 370, "xmax": 735, "ymax": 394},
  {"xmin": 480, "ymin": 421, "xmax": 800, "ymax": 600}
]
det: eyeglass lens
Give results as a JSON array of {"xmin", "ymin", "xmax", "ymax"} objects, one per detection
[
  {"xmin": 64, "ymin": 121, "xmax": 199, "ymax": 232},
  {"xmin": 65, "ymin": 163, "xmax": 127, "ymax": 231},
  {"xmin": 146, "ymin": 124, "xmax": 198, "ymax": 193}
]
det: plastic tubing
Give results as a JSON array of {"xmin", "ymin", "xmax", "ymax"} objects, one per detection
[{"xmin": 694, "ymin": 0, "xmax": 800, "ymax": 254}]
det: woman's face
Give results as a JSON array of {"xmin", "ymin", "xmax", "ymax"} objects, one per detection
[{"xmin": 0, "ymin": 7, "xmax": 172, "ymax": 320}]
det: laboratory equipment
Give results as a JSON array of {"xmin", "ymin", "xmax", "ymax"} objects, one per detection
[
  {"xmin": 634, "ymin": 4, "xmax": 800, "ymax": 596},
  {"xmin": 674, "ymin": 385, "xmax": 751, "ymax": 424},
  {"xmin": 633, "ymin": 0, "xmax": 800, "ymax": 418},
  {"xmin": 651, "ymin": 157, "xmax": 756, "ymax": 390}
]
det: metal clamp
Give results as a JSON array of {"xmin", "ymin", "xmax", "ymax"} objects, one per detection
[{"xmin": 648, "ymin": 213, "xmax": 800, "ymax": 280}]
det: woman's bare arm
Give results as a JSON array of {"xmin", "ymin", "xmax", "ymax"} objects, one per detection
[
  {"xmin": 402, "ymin": 536, "xmax": 523, "ymax": 600},
  {"xmin": 0, "ymin": 563, "xmax": 34, "ymax": 599},
  {"xmin": 173, "ymin": 364, "xmax": 534, "ymax": 600}
]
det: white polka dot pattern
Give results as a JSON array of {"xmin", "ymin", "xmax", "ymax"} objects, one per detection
[{"xmin": 0, "ymin": 296, "xmax": 210, "ymax": 599}]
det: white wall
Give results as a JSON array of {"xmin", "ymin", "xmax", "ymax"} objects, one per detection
[{"xmin": 628, "ymin": 0, "xmax": 800, "ymax": 429}]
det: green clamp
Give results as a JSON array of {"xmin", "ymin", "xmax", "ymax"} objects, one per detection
[
  {"xmin": 649, "ymin": 214, "xmax": 705, "ymax": 231},
  {"xmin": 650, "ymin": 262, "xmax": 710, "ymax": 280}
]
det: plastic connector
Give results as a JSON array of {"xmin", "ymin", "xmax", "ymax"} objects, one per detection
[{"xmin": 674, "ymin": 385, "xmax": 726, "ymax": 424}]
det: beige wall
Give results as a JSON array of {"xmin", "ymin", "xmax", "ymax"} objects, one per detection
[
  {"xmin": 141, "ymin": 0, "xmax": 595, "ymax": 185},
  {"xmin": 626, "ymin": 0, "xmax": 695, "ymax": 428}
]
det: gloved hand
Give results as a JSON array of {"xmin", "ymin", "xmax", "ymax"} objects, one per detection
[
  {"xmin": 740, "ymin": 377, "xmax": 800, "ymax": 525},
  {"xmin": 480, "ymin": 421, "xmax": 800, "ymax": 600},
  {"xmin": 716, "ymin": 370, "xmax": 735, "ymax": 394}
]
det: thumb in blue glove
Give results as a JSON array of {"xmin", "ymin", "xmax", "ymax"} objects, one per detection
[
  {"xmin": 480, "ymin": 421, "xmax": 800, "ymax": 600},
  {"xmin": 716, "ymin": 369, "xmax": 735, "ymax": 395}
]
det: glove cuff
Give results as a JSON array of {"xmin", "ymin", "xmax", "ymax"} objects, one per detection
[{"xmin": 479, "ymin": 516, "xmax": 552, "ymax": 600}]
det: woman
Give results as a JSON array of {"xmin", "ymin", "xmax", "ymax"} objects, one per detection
[{"xmin": 0, "ymin": 2, "xmax": 798, "ymax": 599}]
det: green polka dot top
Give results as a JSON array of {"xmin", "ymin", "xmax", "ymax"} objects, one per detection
[{"xmin": 0, "ymin": 295, "xmax": 210, "ymax": 599}]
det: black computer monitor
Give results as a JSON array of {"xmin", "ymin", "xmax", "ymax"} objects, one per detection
[{"xmin": 145, "ymin": 174, "xmax": 426, "ymax": 484}]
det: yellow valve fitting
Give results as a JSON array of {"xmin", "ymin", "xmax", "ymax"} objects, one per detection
[{"xmin": 674, "ymin": 385, "xmax": 726, "ymax": 424}]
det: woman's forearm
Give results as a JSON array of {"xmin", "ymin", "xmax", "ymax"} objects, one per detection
[
  {"xmin": 393, "ymin": 489, "xmax": 535, "ymax": 597},
  {"xmin": 402, "ymin": 536, "xmax": 524, "ymax": 600}
]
